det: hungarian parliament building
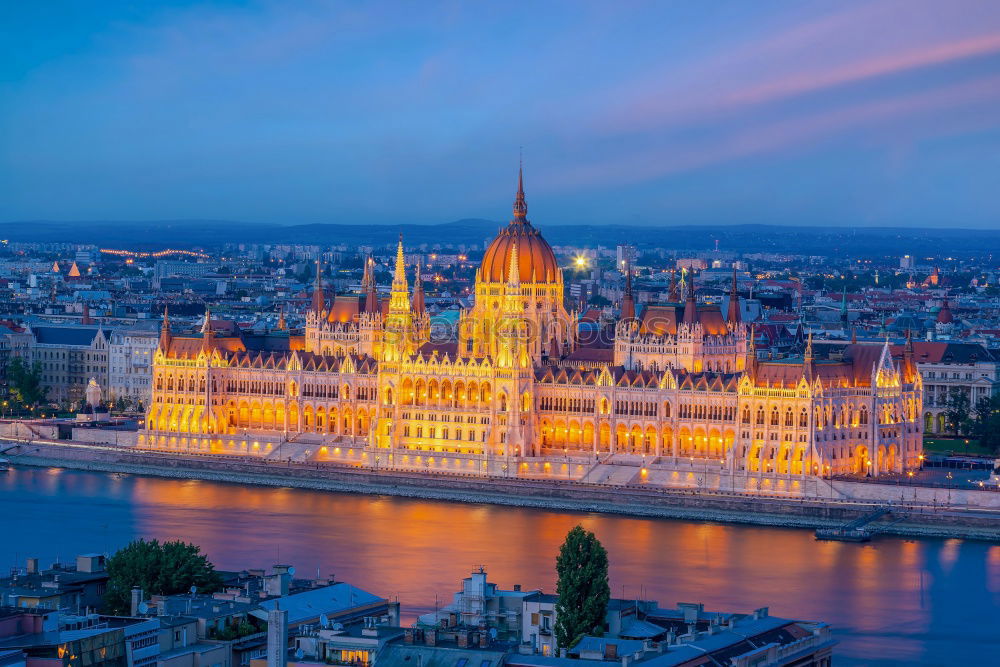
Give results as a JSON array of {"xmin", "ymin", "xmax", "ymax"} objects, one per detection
[{"xmin": 140, "ymin": 170, "xmax": 923, "ymax": 484}]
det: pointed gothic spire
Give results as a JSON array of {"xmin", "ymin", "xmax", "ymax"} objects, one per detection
[
  {"xmin": 361, "ymin": 255, "xmax": 374, "ymax": 289},
  {"xmin": 803, "ymin": 331, "xmax": 814, "ymax": 380},
  {"xmin": 201, "ymin": 305, "xmax": 213, "ymax": 352},
  {"xmin": 682, "ymin": 271, "xmax": 697, "ymax": 325},
  {"xmin": 903, "ymin": 328, "xmax": 916, "ymax": 382},
  {"xmin": 311, "ymin": 260, "xmax": 325, "ymax": 313},
  {"xmin": 621, "ymin": 257, "xmax": 635, "ymax": 321},
  {"xmin": 507, "ymin": 239, "xmax": 521, "ymax": 286},
  {"xmin": 362, "ymin": 256, "xmax": 378, "ymax": 313},
  {"xmin": 393, "ymin": 234, "xmax": 408, "ymax": 287},
  {"xmin": 388, "ymin": 234, "xmax": 411, "ymax": 316},
  {"xmin": 512, "ymin": 163, "xmax": 527, "ymax": 223},
  {"xmin": 668, "ymin": 269, "xmax": 679, "ymax": 302},
  {"xmin": 412, "ymin": 264, "xmax": 425, "ymax": 315},
  {"xmin": 277, "ymin": 305, "xmax": 287, "ymax": 331},
  {"xmin": 746, "ymin": 323, "xmax": 757, "ymax": 378},
  {"xmin": 159, "ymin": 306, "xmax": 172, "ymax": 351},
  {"xmin": 727, "ymin": 267, "xmax": 741, "ymax": 325}
]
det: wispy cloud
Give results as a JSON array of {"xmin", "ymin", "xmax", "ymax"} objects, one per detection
[
  {"xmin": 549, "ymin": 73, "xmax": 1000, "ymax": 190},
  {"xmin": 728, "ymin": 32, "xmax": 1000, "ymax": 106}
]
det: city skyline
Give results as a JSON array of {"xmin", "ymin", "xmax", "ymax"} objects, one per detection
[{"xmin": 3, "ymin": 0, "xmax": 1000, "ymax": 227}]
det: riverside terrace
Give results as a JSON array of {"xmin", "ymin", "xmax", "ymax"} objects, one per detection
[
  {"xmin": 4, "ymin": 438, "xmax": 1000, "ymax": 541},
  {"xmin": 2, "ymin": 413, "xmax": 997, "ymax": 504}
]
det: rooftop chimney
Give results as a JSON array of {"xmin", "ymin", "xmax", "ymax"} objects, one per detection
[
  {"xmin": 26, "ymin": 558, "xmax": 38, "ymax": 575},
  {"xmin": 267, "ymin": 607, "xmax": 288, "ymax": 667},
  {"xmin": 130, "ymin": 587, "xmax": 143, "ymax": 617}
]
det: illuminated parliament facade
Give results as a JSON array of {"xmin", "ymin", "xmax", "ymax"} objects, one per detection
[{"xmin": 141, "ymin": 171, "xmax": 923, "ymax": 483}]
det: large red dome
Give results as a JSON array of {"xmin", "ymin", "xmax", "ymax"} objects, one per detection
[{"xmin": 477, "ymin": 168, "xmax": 560, "ymax": 284}]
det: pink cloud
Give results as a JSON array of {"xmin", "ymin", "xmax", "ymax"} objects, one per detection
[
  {"xmin": 549, "ymin": 73, "xmax": 1000, "ymax": 191},
  {"xmin": 590, "ymin": 1, "xmax": 1000, "ymax": 137},
  {"xmin": 729, "ymin": 32, "xmax": 1000, "ymax": 106}
]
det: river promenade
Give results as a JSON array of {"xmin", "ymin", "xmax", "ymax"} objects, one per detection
[{"xmin": 3, "ymin": 434, "xmax": 999, "ymax": 541}]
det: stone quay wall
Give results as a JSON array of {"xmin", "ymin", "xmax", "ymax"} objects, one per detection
[{"xmin": 3, "ymin": 438, "xmax": 998, "ymax": 542}]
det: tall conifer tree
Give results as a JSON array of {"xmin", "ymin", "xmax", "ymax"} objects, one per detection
[{"xmin": 555, "ymin": 525, "xmax": 610, "ymax": 649}]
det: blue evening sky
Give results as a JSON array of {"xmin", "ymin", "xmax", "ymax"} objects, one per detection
[{"xmin": 2, "ymin": 0, "xmax": 999, "ymax": 228}]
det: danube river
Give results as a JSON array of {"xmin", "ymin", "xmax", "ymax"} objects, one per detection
[{"xmin": 1, "ymin": 465, "xmax": 998, "ymax": 665}]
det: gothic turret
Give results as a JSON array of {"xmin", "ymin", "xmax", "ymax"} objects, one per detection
[
  {"xmin": 803, "ymin": 331, "xmax": 814, "ymax": 382},
  {"xmin": 726, "ymin": 267, "xmax": 740, "ymax": 325},
  {"xmin": 362, "ymin": 257, "xmax": 378, "ymax": 313},
  {"xmin": 668, "ymin": 269, "xmax": 679, "ymax": 302},
  {"xmin": 389, "ymin": 235, "xmax": 410, "ymax": 315},
  {"xmin": 201, "ymin": 305, "xmax": 213, "ymax": 353},
  {"xmin": 746, "ymin": 324, "xmax": 758, "ymax": 379},
  {"xmin": 159, "ymin": 306, "xmax": 172, "ymax": 351},
  {"xmin": 311, "ymin": 261, "xmax": 325, "ymax": 314},
  {"xmin": 682, "ymin": 274, "xmax": 697, "ymax": 325},
  {"xmin": 903, "ymin": 329, "xmax": 917, "ymax": 383},
  {"xmin": 620, "ymin": 258, "xmax": 635, "ymax": 321},
  {"xmin": 411, "ymin": 264, "xmax": 425, "ymax": 315}
]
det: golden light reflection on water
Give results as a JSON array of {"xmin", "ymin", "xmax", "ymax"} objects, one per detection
[{"xmin": 3, "ymin": 467, "xmax": 1000, "ymax": 665}]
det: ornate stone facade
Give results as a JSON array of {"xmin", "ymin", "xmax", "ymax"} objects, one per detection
[{"xmin": 141, "ymin": 171, "xmax": 922, "ymax": 480}]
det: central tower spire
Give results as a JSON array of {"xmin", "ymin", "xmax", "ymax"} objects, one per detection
[
  {"xmin": 389, "ymin": 233, "xmax": 410, "ymax": 315},
  {"xmin": 512, "ymin": 162, "xmax": 527, "ymax": 223}
]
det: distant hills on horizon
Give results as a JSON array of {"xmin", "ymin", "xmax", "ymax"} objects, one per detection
[{"xmin": 1, "ymin": 218, "xmax": 998, "ymax": 257}]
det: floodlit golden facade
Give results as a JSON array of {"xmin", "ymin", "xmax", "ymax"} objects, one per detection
[{"xmin": 141, "ymin": 170, "xmax": 923, "ymax": 481}]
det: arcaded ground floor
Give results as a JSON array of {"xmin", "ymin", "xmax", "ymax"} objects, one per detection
[{"xmin": 136, "ymin": 427, "xmax": 921, "ymax": 494}]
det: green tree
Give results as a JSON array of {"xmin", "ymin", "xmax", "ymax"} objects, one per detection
[
  {"xmin": 104, "ymin": 539, "xmax": 223, "ymax": 614},
  {"xmin": 211, "ymin": 618, "xmax": 258, "ymax": 640},
  {"xmin": 973, "ymin": 395, "xmax": 1000, "ymax": 454},
  {"xmin": 555, "ymin": 525, "xmax": 610, "ymax": 650},
  {"xmin": 589, "ymin": 295, "xmax": 611, "ymax": 307},
  {"xmin": 7, "ymin": 357, "xmax": 47, "ymax": 407},
  {"xmin": 944, "ymin": 391, "xmax": 972, "ymax": 436}
]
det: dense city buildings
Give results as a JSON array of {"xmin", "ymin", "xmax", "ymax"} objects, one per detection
[{"xmin": 0, "ymin": 556, "xmax": 834, "ymax": 667}]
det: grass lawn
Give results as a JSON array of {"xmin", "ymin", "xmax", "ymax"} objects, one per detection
[{"xmin": 923, "ymin": 437, "xmax": 995, "ymax": 457}]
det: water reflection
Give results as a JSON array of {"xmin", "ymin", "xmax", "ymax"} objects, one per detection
[{"xmin": 1, "ymin": 466, "xmax": 998, "ymax": 665}]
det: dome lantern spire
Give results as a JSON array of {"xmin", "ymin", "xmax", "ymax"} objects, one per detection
[{"xmin": 512, "ymin": 162, "xmax": 528, "ymax": 223}]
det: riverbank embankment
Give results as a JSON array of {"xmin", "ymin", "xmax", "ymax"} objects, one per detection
[{"xmin": 4, "ymin": 439, "xmax": 998, "ymax": 541}]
